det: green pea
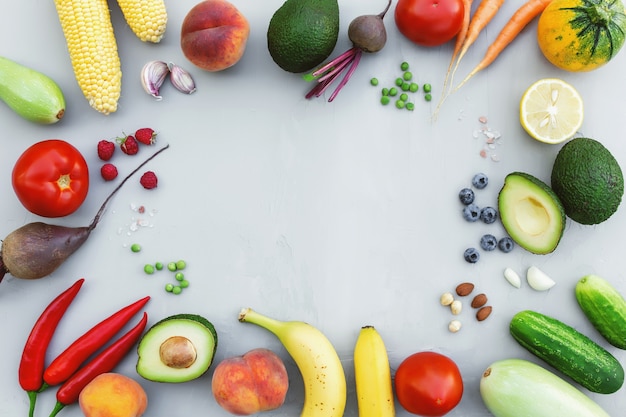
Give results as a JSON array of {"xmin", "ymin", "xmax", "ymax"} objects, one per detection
[
  {"xmin": 396, "ymin": 100, "xmax": 406, "ymax": 109},
  {"xmin": 144, "ymin": 264, "xmax": 155, "ymax": 275},
  {"xmin": 381, "ymin": 96, "xmax": 391, "ymax": 105},
  {"xmin": 155, "ymin": 262, "xmax": 163, "ymax": 270},
  {"xmin": 389, "ymin": 87, "xmax": 398, "ymax": 96},
  {"xmin": 409, "ymin": 83, "xmax": 419, "ymax": 93},
  {"xmin": 401, "ymin": 61, "xmax": 409, "ymax": 71},
  {"xmin": 423, "ymin": 83, "xmax": 432, "ymax": 93},
  {"xmin": 406, "ymin": 102, "xmax": 415, "ymax": 111},
  {"xmin": 401, "ymin": 82, "xmax": 410, "ymax": 92},
  {"xmin": 381, "ymin": 87, "xmax": 389, "ymax": 96},
  {"xmin": 175, "ymin": 260, "xmax": 187, "ymax": 270},
  {"xmin": 165, "ymin": 283, "xmax": 174, "ymax": 292},
  {"xmin": 130, "ymin": 243, "xmax": 141, "ymax": 253},
  {"xmin": 400, "ymin": 93, "xmax": 409, "ymax": 102},
  {"xmin": 180, "ymin": 279, "xmax": 190, "ymax": 288},
  {"xmin": 403, "ymin": 71, "xmax": 412, "ymax": 81},
  {"xmin": 167, "ymin": 262, "xmax": 177, "ymax": 271},
  {"xmin": 370, "ymin": 77, "xmax": 379, "ymax": 86},
  {"xmin": 175, "ymin": 272, "xmax": 185, "ymax": 281},
  {"xmin": 172, "ymin": 286, "xmax": 183, "ymax": 295},
  {"xmin": 424, "ymin": 93, "xmax": 432, "ymax": 102},
  {"xmin": 395, "ymin": 77, "xmax": 403, "ymax": 87}
]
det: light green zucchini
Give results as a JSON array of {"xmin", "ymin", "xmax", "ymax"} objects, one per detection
[{"xmin": 480, "ymin": 359, "xmax": 610, "ymax": 417}]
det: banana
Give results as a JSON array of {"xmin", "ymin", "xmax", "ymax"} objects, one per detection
[
  {"xmin": 354, "ymin": 325, "xmax": 395, "ymax": 417},
  {"xmin": 238, "ymin": 307, "xmax": 347, "ymax": 417}
]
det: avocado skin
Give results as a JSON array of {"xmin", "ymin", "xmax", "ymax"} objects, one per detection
[
  {"xmin": 267, "ymin": 0, "xmax": 339, "ymax": 73},
  {"xmin": 551, "ymin": 138, "xmax": 624, "ymax": 225},
  {"xmin": 0, "ymin": 56, "xmax": 65, "ymax": 124}
]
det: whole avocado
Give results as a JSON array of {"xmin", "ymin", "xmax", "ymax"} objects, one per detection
[
  {"xmin": 267, "ymin": 0, "xmax": 340, "ymax": 73},
  {"xmin": 551, "ymin": 137, "xmax": 624, "ymax": 225}
]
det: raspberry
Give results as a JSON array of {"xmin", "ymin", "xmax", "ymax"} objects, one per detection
[
  {"xmin": 97, "ymin": 140, "xmax": 115, "ymax": 161},
  {"xmin": 118, "ymin": 135, "xmax": 139, "ymax": 155},
  {"xmin": 140, "ymin": 171, "xmax": 158, "ymax": 189},
  {"xmin": 135, "ymin": 128, "xmax": 157, "ymax": 145},
  {"xmin": 100, "ymin": 163, "xmax": 118, "ymax": 181}
]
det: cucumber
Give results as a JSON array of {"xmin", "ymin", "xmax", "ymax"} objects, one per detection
[
  {"xmin": 480, "ymin": 359, "xmax": 610, "ymax": 417},
  {"xmin": 576, "ymin": 274, "xmax": 626, "ymax": 349},
  {"xmin": 0, "ymin": 56, "xmax": 65, "ymax": 124},
  {"xmin": 509, "ymin": 309, "xmax": 624, "ymax": 394}
]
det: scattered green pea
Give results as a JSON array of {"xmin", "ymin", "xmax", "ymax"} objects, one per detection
[
  {"xmin": 175, "ymin": 260, "xmax": 187, "ymax": 270},
  {"xmin": 423, "ymin": 83, "xmax": 432, "ymax": 93},
  {"xmin": 130, "ymin": 243, "xmax": 141, "ymax": 253},
  {"xmin": 401, "ymin": 82, "xmax": 410, "ymax": 92},
  {"xmin": 180, "ymin": 280, "xmax": 190, "ymax": 288},
  {"xmin": 425, "ymin": 93, "xmax": 432, "ymax": 102},
  {"xmin": 167, "ymin": 262, "xmax": 177, "ymax": 272},
  {"xmin": 370, "ymin": 77, "xmax": 379, "ymax": 86},
  {"xmin": 175, "ymin": 272, "xmax": 185, "ymax": 281},
  {"xmin": 144, "ymin": 264, "xmax": 155, "ymax": 274},
  {"xmin": 172, "ymin": 286, "xmax": 183, "ymax": 295},
  {"xmin": 409, "ymin": 83, "xmax": 419, "ymax": 93},
  {"xmin": 381, "ymin": 96, "xmax": 391, "ymax": 105},
  {"xmin": 401, "ymin": 61, "xmax": 409, "ymax": 71},
  {"xmin": 395, "ymin": 77, "xmax": 403, "ymax": 87},
  {"xmin": 165, "ymin": 283, "xmax": 174, "ymax": 292},
  {"xmin": 400, "ymin": 93, "xmax": 409, "ymax": 102},
  {"xmin": 396, "ymin": 100, "xmax": 406, "ymax": 109},
  {"xmin": 382, "ymin": 87, "xmax": 389, "ymax": 96},
  {"xmin": 389, "ymin": 87, "xmax": 398, "ymax": 96},
  {"xmin": 406, "ymin": 102, "xmax": 415, "ymax": 111},
  {"xmin": 403, "ymin": 71, "xmax": 412, "ymax": 81},
  {"xmin": 155, "ymin": 262, "xmax": 163, "ymax": 270}
]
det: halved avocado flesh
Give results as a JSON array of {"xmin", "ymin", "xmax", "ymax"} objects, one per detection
[
  {"xmin": 136, "ymin": 314, "xmax": 218, "ymax": 383},
  {"xmin": 498, "ymin": 172, "xmax": 566, "ymax": 254}
]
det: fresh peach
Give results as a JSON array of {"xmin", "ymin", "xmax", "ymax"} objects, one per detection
[
  {"xmin": 78, "ymin": 373, "xmax": 147, "ymax": 417},
  {"xmin": 211, "ymin": 348, "xmax": 289, "ymax": 415},
  {"xmin": 180, "ymin": 0, "xmax": 250, "ymax": 72}
]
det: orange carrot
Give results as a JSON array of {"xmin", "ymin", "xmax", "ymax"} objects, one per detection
[
  {"xmin": 443, "ymin": 0, "xmax": 473, "ymax": 94},
  {"xmin": 453, "ymin": 0, "xmax": 553, "ymax": 91}
]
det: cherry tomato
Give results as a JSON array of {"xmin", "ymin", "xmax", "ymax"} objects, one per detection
[
  {"xmin": 394, "ymin": 0, "xmax": 465, "ymax": 47},
  {"xmin": 12, "ymin": 139, "xmax": 89, "ymax": 218},
  {"xmin": 394, "ymin": 351, "xmax": 463, "ymax": 416}
]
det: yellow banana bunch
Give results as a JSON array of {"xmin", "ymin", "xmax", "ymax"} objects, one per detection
[
  {"xmin": 239, "ymin": 308, "xmax": 347, "ymax": 417},
  {"xmin": 354, "ymin": 325, "xmax": 395, "ymax": 417}
]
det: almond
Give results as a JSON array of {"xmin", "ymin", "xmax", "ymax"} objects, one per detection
[
  {"xmin": 476, "ymin": 306, "xmax": 492, "ymax": 321},
  {"xmin": 455, "ymin": 282, "xmax": 474, "ymax": 297},
  {"xmin": 471, "ymin": 293, "xmax": 488, "ymax": 308}
]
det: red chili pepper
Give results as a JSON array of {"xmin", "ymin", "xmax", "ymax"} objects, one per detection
[
  {"xmin": 48, "ymin": 311, "xmax": 148, "ymax": 417},
  {"xmin": 43, "ymin": 295, "xmax": 150, "ymax": 386},
  {"xmin": 18, "ymin": 278, "xmax": 84, "ymax": 417}
]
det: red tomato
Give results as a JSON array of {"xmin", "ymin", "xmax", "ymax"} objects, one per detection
[
  {"xmin": 12, "ymin": 139, "xmax": 89, "ymax": 218},
  {"xmin": 394, "ymin": 351, "xmax": 463, "ymax": 416},
  {"xmin": 394, "ymin": 0, "xmax": 465, "ymax": 47}
]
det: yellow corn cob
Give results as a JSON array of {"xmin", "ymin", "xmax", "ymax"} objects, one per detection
[
  {"xmin": 53, "ymin": 0, "xmax": 121, "ymax": 115},
  {"xmin": 117, "ymin": 0, "xmax": 168, "ymax": 43}
]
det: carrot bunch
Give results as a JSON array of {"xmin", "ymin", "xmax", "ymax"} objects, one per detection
[{"xmin": 436, "ymin": 0, "xmax": 554, "ymax": 112}]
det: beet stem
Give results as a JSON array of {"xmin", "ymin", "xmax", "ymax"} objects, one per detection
[
  {"xmin": 328, "ymin": 49, "xmax": 363, "ymax": 102},
  {"xmin": 378, "ymin": 0, "xmax": 392, "ymax": 18},
  {"xmin": 87, "ymin": 144, "xmax": 170, "ymax": 231}
]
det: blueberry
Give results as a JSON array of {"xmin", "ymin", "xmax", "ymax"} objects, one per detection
[
  {"xmin": 472, "ymin": 173, "xmax": 489, "ymax": 189},
  {"xmin": 480, "ymin": 206, "xmax": 498, "ymax": 224},
  {"xmin": 462, "ymin": 204, "xmax": 481, "ymax": 222},
  {"xmin": 464, "ymin": 248, "xmax": 480, "ymax": 263},
  {"xmin": 458, "ymin": 188, "xmax": 475, "ymax": 205},
  {"xmin": 480, "ymin": 234, "xmax": 498, "ymax": 251},
  {"xmin": 498, "ymin": 237, "xmax": 515, "ymax": 253}
]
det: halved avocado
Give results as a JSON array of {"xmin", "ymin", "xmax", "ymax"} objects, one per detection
[
  {"xmin": 136, "ymin": 313, "xmax": 218, "ymax": 383},
  {"xmin": 498, "ymin": 172, "xmax": 566, "ymax": 254}
]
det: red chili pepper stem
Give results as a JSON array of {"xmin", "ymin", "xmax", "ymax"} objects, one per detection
[
  {"xmin": 18, "ymin": 278, "xmax": 85, "ymax": 417},
  {"xmin": 48, "ymin": 312, "xmax": 148, "ymax": 417},
  {"xmin": 43, "ymin": 295, "xmax": 150, "ymax": 386}
]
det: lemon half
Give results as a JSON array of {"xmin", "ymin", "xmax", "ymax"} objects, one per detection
[{"xmin": 520, "ymin": 78, "xmax": 584, "ymax": 144}]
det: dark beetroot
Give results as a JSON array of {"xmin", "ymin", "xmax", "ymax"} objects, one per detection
[{"xmin": 0, "ymin": 145, "xmax": 169, "ymax": 282}]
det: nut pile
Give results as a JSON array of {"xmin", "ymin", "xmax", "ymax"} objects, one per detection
[{"xmin": 440, "ymin": 282, "xmax": 493, "ymax": 332}]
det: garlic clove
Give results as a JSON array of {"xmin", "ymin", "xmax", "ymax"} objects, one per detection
[
  {"xmin": 168, "ymin": 62, "xmax": 196, "ymax": 94},
  {"xmin": 141, "ymin": 60, "xmax": 169, "ymax": 100},
  {"xmin": 504, "ymin": 267, "xmax": 522, "ymax": 289},
  {"xmin": 527, "ymin": 266, "xmax": 556, "ymax": 291}
]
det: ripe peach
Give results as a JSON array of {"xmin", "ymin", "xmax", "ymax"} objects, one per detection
[
  {"xmin": 212, "ymin": 348, "xmax": 289, "ymax": 415},
  {"xmin": 180, "ymin": 0, "xmax": 250, "ymax": 72},
  {"xmin": 79, "ymin": 373, "xmax": 147, "ymax": 417}
]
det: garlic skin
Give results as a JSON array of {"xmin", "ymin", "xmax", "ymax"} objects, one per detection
[
  {"xmin": 141, "ymin": 60, "xmax": 169, "ymax": 100},
  {"xmin": 168, "ymin": 63, "xmax": 196, "ymax": 94}
]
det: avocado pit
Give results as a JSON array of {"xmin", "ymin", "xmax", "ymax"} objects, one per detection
[{"xmin": 160, "ymin": 336, "xmax": 197, "ymax": 369}]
